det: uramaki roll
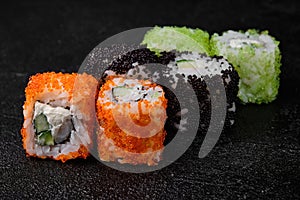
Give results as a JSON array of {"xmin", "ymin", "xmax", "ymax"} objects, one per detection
[
  {"xmin": 21, "ymin": 72, "xmax": 98, "ymax": 162},
  {"xmin": 211, "ymin": 29, "xmax": 281, "ymax": 104},
  {"xmin": 96, "ymin": 76, "xmax": 167, "ymax": 166}
]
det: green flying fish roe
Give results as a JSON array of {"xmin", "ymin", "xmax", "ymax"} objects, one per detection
[
  {"xmin": 210, "ymin": 29, "xmax": 281, "ymax": 104},
  {"xmin": 142, "ymin": 26, "xmax": 210, "ymax": 55}
]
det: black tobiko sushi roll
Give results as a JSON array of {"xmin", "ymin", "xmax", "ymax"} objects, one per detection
[{"xmin": 164, "ymin": 52, "xmax": 239, "ymax": 134}]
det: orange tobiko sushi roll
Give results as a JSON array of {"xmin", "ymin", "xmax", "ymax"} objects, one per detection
[
  {"xmin": 96, "ymin": 76, "xmax": 167, "ymax": 166},
  {"xmin": 21, "ymin": 72, "xmax": 98, "ymax": 162}
]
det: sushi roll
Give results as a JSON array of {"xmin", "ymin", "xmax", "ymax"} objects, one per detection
[
  {"xmin": 142, "ymin": 26, "xmax": 210, "ymax": 55},
  {"xmin": 21, "ymin": 72, "xmax": 98, "ymax": 162},
  {"xmin": 96, "ymin": 76, "xmax": 167, "ymax": 166},
  {"xmin": 211, "ymin": 29, "xmax": 281, "ymax": 104},
  {"xmin": 163, "ymin": 52, "xmax": 239, "ymax": 131}
]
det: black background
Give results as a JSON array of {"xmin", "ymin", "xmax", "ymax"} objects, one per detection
[{"xmin": 1, "ymin": 0, "xmax": 300, "ymax": 199}]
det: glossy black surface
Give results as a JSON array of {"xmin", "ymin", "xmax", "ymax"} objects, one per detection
[{"xmin": 1, "ymin": 1, "xmax": 299, "ymax": 199}]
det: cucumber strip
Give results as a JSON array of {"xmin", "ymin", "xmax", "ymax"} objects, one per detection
[
  {"xmin": 112, "ymin": 86, "xmax": 134, "ymax": 101},
  {"xmin": 176, "ymin": 61, "xmax": 198, "ymax": 74},
  {"xmin": 34, "ymin": 113, "xmax": 50, "ymax": 134},
  {"xmin": 176, "ymin": 59, "xmax": 194, "ymax": 63},
  {"xmin": 37, "ymin": 130, "xmax": 54, "ymax": 146},
  {"xmin": 149, "ymin": 91, "xmax": 161, "ymax": 99}
]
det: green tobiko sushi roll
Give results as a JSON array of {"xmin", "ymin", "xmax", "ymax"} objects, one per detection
[
  {"xmin": 211, "ymin": 29, "xmax": 281, "ymax": 104},
  {"xmin": 142, "ymin": 26, "xmax": 210, "ymax": 55}
]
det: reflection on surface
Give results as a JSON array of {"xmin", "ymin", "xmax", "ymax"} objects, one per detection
[{"xmin": 230, "ymin": 102, "xmax": 280, "ymax": 140}]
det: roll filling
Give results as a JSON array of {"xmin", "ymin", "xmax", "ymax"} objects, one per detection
[{"xmin": 33, "ymin": 102, "xmax": 74, "ymax": 145}]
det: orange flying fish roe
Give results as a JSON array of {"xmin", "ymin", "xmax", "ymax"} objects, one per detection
[{"xmin": 96, "ymin": 77, "xmax": 167, "ymax": 154}]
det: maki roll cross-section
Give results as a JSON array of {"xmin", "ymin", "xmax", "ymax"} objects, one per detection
[
  {"xmin": 21, "ymin": 72, "xmax": 98, "ymax": 162},
  {"xmin": 96, "ymin": 76, "xmax": 168, "ymax": 166}
]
